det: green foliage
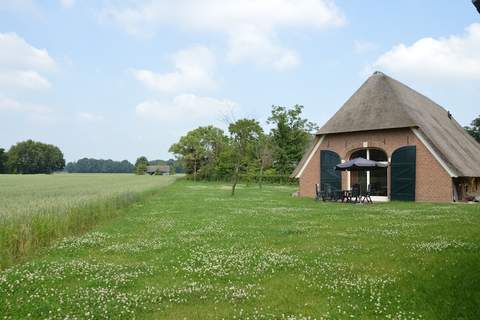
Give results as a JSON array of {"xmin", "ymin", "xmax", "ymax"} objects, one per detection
[
  {"xmin": 135, "ymin": 156, "xmax": 149, "ymax": 175},
  {"xmin": 228, "ymin": 119, "xmax": 264, "ymax": 194},
  {"xmin": 6, "ymin": 140, "xmax": 65, "ymax": 174},
  {"xmin": 465, "ymin": 115, "xmax": 480, "ymax": 143},
  {"xmin": 0, "ymin": 148, "xmax": 7, "ymax": 174},
  {"xmin": 66, "ymin": 158, "xmax": 134, "ymax": 173},
  {"xmin": 169, "ymin": 126, "xmax": 228, "ymax": 181},
  {"xmin": 1, "ymin": 180, "xmax": 479, "ymax": 319},
  {"xmin": 268, "ymin": 105, "xmax": 318, "ymax": 175},
  {"xmin": 169, "ymin": 105, "xmax": 317, "ymax": 187}
]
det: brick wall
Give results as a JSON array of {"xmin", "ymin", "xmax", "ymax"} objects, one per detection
[{"xmin": 298, "ymin": 128, "xmax": 453, "ymax": 202}]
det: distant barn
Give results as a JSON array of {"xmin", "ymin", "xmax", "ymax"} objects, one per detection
[{"xmin": 146, "ymin": 165, "xmax": 170, "ymax": 175}]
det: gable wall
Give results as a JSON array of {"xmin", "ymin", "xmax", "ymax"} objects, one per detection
[{"xmin": 298, "ymin": 128, "xmax": 453, "ymax": 202}]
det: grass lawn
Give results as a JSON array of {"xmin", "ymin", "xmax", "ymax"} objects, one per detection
[{"xmin": 1, "ymin": 180, "xmax": 479, "ymax": 319}]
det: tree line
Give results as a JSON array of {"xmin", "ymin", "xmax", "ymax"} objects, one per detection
[
  {"xmin": 168, "ymin": 105, "xmax": 318, "ymax": 194},
  {"xmin": 0, "ymin": 140, "xmax": 65, "ymax": 174},
  {"xmin": 0, "ymin": 140, "xmax": 183, "ymax": 175},
  {"xmin": 65, "ymin": 158, "xmax": 134, "ymax": 173}
]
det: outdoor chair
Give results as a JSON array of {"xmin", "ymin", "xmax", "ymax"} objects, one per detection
[
  {"xmin": 331, "ymin": 188, "xmax": 342, "ymax": 202},
  {"xmin": 315, "ymin": 184, "xmax": 322, "ymax": 201},
  {"xmin": 315, "ymin": 184, "xmax": 343, "ymax": 202},
  {"xmin": 324, "ymin": 184, "xmax": 333, "ymax": 201},
  {"xmin": 315, "ymin": 183, "xmax": 329, "ymax": 201},
  {"xmin": 361, "ymin": 184, "xmax": 374, "ymax": 204},
  {"xmin": 351, "ymin": 184, "xmax": 361, "ymax": 203},
  {"xmin": 341, "ymin": 189, "xmax": 352, "ymax": 203}
]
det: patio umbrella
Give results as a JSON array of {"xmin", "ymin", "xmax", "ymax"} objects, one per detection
[{"xmin": 335, "ymin": 157, "xmax": 388, "ymax": 171}]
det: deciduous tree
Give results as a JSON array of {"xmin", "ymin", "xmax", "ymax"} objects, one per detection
[
  {"xmin": 7, "ymin": 140, "xmax": 65, "ymax": 174},
  {"xmin": 465, "ymin": 115, "xmax": 480, "ymax": 143},
  {"xmin": 0, "ymin": 148, "xmax": 7, "ymax": 174},
  {"xmin": 228, "ymin": 119, "xmax": 264, "ymax": 195},
  {"xmin": 169, "ymin": 126, "xmax": 228, "ymax": 181},
  {"xmin": 267, "ymin": 105, "xmax": 318, "ymax": 175},
  {"xmin": 134, "ymin": 156, "xmax": 149, "ymax": 175}
]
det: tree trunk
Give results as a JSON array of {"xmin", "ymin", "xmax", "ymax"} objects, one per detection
[
  {"xmin": 259, "ymin": 161, "xmax": 264, "ymax": 190},
  {"xmin": 231, "ymin": 162, "xmax": 240, "ymax": 196},
  {"xmin": 193, "ymin": 159, "xmax": 197, "ymax": 182}
]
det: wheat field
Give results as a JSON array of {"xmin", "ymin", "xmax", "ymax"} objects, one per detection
[{"xmin": 0, "ymin": 174, "xmax": 175, "ymax": 268}]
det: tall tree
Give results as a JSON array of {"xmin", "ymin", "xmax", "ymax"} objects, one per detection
[
  {"xmin": 169, "ymin": 126, "xmax": 227, "ymax": 181},
  {"xmin": 267, "ymin": 105, "xmax": 318, "ymax": 175},
  {"xmin": 7, "ymin": 140, "xmax": 65, "ymax": 174},
  {"xmin": 465, "ymin": 115, "xmax": 480, "ymax": 143},
  {"xmin": 228, "ymin": 119, "xmax": 264, "ymax": 195},
  {"xmin": 134, "ymin": 156, "xmax": 149, "ymax": 175},
  {"xmin": 0, "ymin": 148, "xmax": 7, "ymax": 173},
  {"xmin": 256, "ymin": 135, "xmax": 273, "ymax": 189}
]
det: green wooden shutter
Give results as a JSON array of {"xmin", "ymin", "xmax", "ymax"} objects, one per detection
[
  {"xmin": 320, "ymin": 150, "xmax": 342, "ymax": 191},
  {"xmin": 391, "ymin": 146, "xmax": 416, "ymax": 201}
]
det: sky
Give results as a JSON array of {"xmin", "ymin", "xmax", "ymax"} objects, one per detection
[{"xmin": 0, "ymin": 0, "xmax": 479, "ymax": 163}]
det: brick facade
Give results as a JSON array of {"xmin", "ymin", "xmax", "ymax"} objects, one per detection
[{"xmin": 298, "ymin": 128, "xmax": 453, "ymax": 202}]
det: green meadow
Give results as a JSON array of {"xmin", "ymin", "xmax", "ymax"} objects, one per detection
[{"xmin": 1, "ymin": 178, "xmax": 479, "ymax": 319}]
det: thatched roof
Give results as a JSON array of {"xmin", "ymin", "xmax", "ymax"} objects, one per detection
[{"xmin": 295, "ymin": 71, "xmax": 480, "ymax": 177}]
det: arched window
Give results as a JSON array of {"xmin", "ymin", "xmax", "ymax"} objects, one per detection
[{"xmin": 349, "ymin": 148, "xmax": 388, "ymax": 196}]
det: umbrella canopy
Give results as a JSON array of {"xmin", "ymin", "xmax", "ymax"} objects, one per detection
[
  {"xmin": 474, "ymin": 0, "xmax": 480, "ymax": 14},
  {"xmin": 335, "ymin": 157, "xmax": 388, "ymax": 171}
]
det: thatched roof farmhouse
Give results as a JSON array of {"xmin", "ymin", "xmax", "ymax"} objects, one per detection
[{"xmin": 293, "ymin": 71, "xmax": 480, "ymax": 202}]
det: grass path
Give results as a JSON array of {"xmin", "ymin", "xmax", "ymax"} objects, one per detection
[{"xmin": 1, "ymin": 181, "xmax": 480, "ymax": 319}]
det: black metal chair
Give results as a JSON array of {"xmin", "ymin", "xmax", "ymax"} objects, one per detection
[
  {"xmin": 341, "ymin": 189, "xmax": 352, "ymax": 203},
  {"xmin": 351, "ymin": 184, "xmax": 361, "ymax": 203},
  {"xmin": 315, "ymin": 183, "xmax": 344, "ymax": 202},
  {"xmin": 324, "ymin": 184, "xmax": 333, "ymax": 201},
  {"xmin": 315, "ymin": 183, "xmax": 335, "ymax": 202},
  {"xmin": 362, "ymin": 184, "xmax": 374, "ymax": 204},
  {"xmin": 315, "ymin": 183, "xmax": 329, "ymax": 201},
  {"xmin": 315, "ymin": 184, "xmax": 322, "ymax": 201}
]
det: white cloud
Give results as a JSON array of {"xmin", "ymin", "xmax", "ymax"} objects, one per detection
[
  {"xmin": 0, "ymin": 70, "xmax": 51, "ymax": 91},
  {"xmin": 0, "ymin": 33, "xmax": 56, "ymax": 91},
  {"xmin": 59, "ymin": 0, "xmax": 75, "ymax": 9},
  {"xmin": 370, "ymin": 23, "xmax": 480, "ymax": 81},
  {"xmin": 77, "ymin": 112, "xmax": 104, "ymax": 122},
  {"xmin": 130, "ymin": 46, "xmax": 216, "ymax": 93},
  {"xmin": 0, "ymin": 33, "xmax": 55, "ymax": 71},
  {"xmin": 0, "ymin": 95, "xmax": 52, "ymax": 114},
  {"xmin": 135, "ymin": 94, "xmax": 238, "ymax": 124},
  {"xmin": 226, "ymin": 28, "xmax": 299, "ymax": 70},
  {"xmin": 102, "ymin": 0, "xmax": 345, "ymax": 70},
  {"xmin": 0, "ymin": 0, "xmax": 40, "ymax": 15}
]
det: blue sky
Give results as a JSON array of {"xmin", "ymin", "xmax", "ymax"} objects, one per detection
[{"xmin": 1, "ymin": 0, "xmax": 479, "ymax": 162}]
